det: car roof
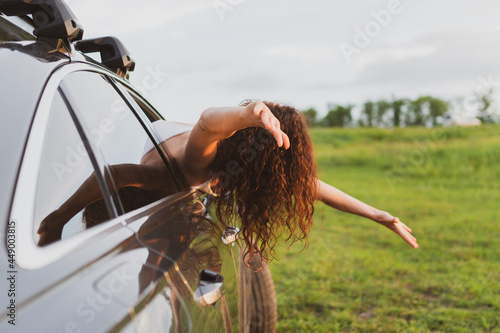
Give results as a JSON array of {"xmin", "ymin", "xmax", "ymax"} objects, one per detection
[{"xmin": 0, "ymin": 41, "xmax": 70, "ymax": 224}]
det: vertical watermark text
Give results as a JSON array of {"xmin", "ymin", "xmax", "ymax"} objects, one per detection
[{"xmin": 6, "ymin": 221, "xmax": 17, "ymax": 325}]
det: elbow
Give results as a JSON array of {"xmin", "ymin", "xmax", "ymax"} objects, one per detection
[
  {"xmin": 198, "ymin": 108, "xmax": 217, "ymax": 137},
  {"xmin": 316, "ymin": 179, "xmax": 325, "ymax": 202}
]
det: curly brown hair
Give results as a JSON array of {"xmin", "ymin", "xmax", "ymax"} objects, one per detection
[{"xmin": 209, "ymin": 102, "xmax": 317, "ymax": 267}]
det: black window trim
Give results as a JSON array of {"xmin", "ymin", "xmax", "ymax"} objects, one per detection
[
  {"xmin": 108, "ymin": 76, "xmax": 189, "ymax": 191},
  {"xmin": 57, "ymin": 84, "xmax": 118, "ymax": 219},
  {"xmin": 59, "ymin": 69, "xmax": 189, "ymax": 216}
]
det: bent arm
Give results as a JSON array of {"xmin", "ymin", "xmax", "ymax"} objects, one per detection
[
  {"xmin": 180, "ymin": 102, "xmax": 290, "ymax": 185},
  {"xmin": 37, "ymin": 163, "xmax": 172, "ymax": 245},
  {"xmin": 52, "ymin": 164, "xmax": 172, "ymax": 219},
  {"xmin": 317, "ymin": 179, "xmax": 418, "ymax": 249}
]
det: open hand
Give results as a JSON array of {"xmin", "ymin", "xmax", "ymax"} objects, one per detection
[
  {"xmin": 243, "ymin": 101, "xmax": 290, "ymax": 149},
  {"xmin": 375, "ymin": 212, "xmax": 418, "ymax": 249},
  {"xmin": 37, "ymin": 209, "xmax": 70, "ymax": 246}
]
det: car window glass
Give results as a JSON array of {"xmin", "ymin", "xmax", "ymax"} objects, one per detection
[
  {"xmin": 34, "ymin": 91, "xmax": 111, "ymax": 246},
  {"xmin": 60, "ymin": 71, "xmax": 180, "ymax": 216},
  {"xmin": 123, "ymin": 86, "xmax": 191, "ymax": 190}
]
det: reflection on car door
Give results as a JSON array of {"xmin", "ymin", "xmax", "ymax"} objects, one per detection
[
  {"xmin": 117, "ymin": 81, "xmax": 243, "ymax": 332},
  {"xmin": 59, "ymin": 69, "xmax": 241, "ymax": 331}
]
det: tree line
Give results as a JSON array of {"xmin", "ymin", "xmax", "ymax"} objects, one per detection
[{"xmin": 302, "ymin": 89, "xmax": 496, "ymax": 128}]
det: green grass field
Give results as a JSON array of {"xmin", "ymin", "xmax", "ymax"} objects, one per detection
[{"xmin": 269, "ymin": 124, "xmax": 500, "ymax": 332}]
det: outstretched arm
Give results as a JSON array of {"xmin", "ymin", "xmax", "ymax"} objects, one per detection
[
  {"xmin": 37, "ymin": 163, "xmax": 173, "ymax": 246},
  {"xmin": 180, "ymin": 101, "xmax": 290, "ymax": 185},
  {"xmin": 317, "ymin": 179, "xmax": 418, "ymax": 249}
]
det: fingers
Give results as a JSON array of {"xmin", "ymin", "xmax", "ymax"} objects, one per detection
[
  {"xmin": 404, "ymin": 230, "xmax": 417, "ymax": 243},
  {"xmin": 253, "ymin": 102, "xmax": 262, "ymax": 115},
  {"xmin": 37, "ymin": 221, "xmax": 46, "ymax": 234},
  {"xmin": 402, "ymin": 233, "xmax": 419, "ymax": 249},
  {"xmin": 271, "ymin": 128, "xmax": 283, "ymax": 147},
  {"xmin": 402, "ymin": 224, "xmax": 412, "ymax": 233},
  {"xmin": 394, "ymin": 217, "xmax": 412, "ymax": 233},
  {"xmin": 407, "ymin": 232, "xmax": 417, "ymax": 242},
  {"xmin": 406, "ymin": 237, "xmax": 419, "ymax": 249},
  {"xmin": 270, "ymin": 119, "xmax": 290, "ymax": 149},
  {"xmin": 253, "ymin": 102, "xmax": 290, "ymax": 149},
  {"xmin": 394, "ymin": 219, "xmax": 415, "ymax": 242},
  {"xmin": 282, "ymin": 132, "xmax": 290, "ymax": 149},
  {"xmin": 253, "ymin": 101, "xmax": 268, "ymax": 117},
  {"xmin": 253, "ymin": 102, "xmax": 272, "ymax": 130},
  {"xmin": 389, "ymin": 217, "xmax": 418, "ymax": 249},
  {"xmin": 395, "ymin": 222, "xmax": 418, "ymax": 249}
]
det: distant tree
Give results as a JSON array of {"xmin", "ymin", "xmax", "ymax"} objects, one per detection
[
  {"xmin": 426, "ymin": 96, "xmax": 449, "ymax": 126},
  {"xmin": 476, "ymin": 88, "xmax": 496, "ymax": 123},
  {"xmin": 406, "ymin": 96, "xmax": 449, "ymax": 126},
  {"xmin": 361, "ymin": 101, "xmax": 375, "ymax": 127},
  {"xmin": 324, "ymin": 104, "xmax": 353, "ymax": 127},
  {"xmin": 408, "ymin": 97, "xmax": 426, "ymax": 126},
  {"xmin": 302, "ymin": 107, "xmax": 318, "ymax": 127},
  {"xmin": 391, "ymin": 98, "xmax": 407, "ymax": 127},
  {"xmin": 376, "ymin": 99, "xmax": 391, "ymax": 127}
]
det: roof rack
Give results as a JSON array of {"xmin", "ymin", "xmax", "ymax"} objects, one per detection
[
  {"xmin": 0, "ymin": 1, "xmax": 136, "ymax": 78},
  {"xmin": 76, "ymin": 37, "xmax": 135, "ymax": 79},
  {"xmin": 0, "ymin": 0, "xmax": 83, "ymax": 52}
]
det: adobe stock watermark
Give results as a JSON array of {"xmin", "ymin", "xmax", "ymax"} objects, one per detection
[
  {"xmin": 445, "ymin": 74, "xmax": 499, "ymax": 126},
  {"xmin": 461, "ymin": 74, "xmax": 499, "ymax": 113},
  {"xmin": 51, "ymin": 98, "xmax": 131, "ymax": 183},
  {"xmin": 384, "ymin": 127, "xmax": 446, "ymax": 191},
  {"xmin": 132, "ymin": 63, "xmax": 170, "ymax": 98},
  {"xmin": 213, "ymin": 0, "xmax": 245, "ymax": 21},
  {"xmin": 384, "ymin": 73, "xmax": 498, "ymax": 190},
  {"xmin": 55, "ymin": 265, "xmax": 136, "ymax": 333},
  {"xmin": 339, "ymin": 0, "xmax": 411, "ymax": 64},
  {"xmin": 209, "ymin": 129, "xmax": 275, "ymax": 187},
  {"xmin": 297, "ymin": 232, "xmax": 338, "ymax": 275}
]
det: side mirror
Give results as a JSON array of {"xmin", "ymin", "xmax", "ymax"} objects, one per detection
[{"xmin": 193, "ymin": 269, "xmax": 224, "ymax": 307}]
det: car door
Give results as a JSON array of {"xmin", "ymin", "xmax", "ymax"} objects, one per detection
[
  {"xmin": 0, "ymin": 64, "xmax": 192, "ymax": 333},
  {"xmin": 1, "ymin": 85, "xmax": 181, "ymax": 333},
  {"xmin": 58, "ymin": 68, "xmax": 242, "ymax": 332}
]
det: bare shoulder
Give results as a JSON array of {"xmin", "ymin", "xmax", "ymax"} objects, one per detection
[
  {"xmin": 163, "ymin": 131, "xmax": 211, "ymax": 185},
  {"xmin": 161, "ymin": 131, "xmax": 191, "ymax": 161},
  {"xmin": 140, "ymin": 131, "xmax": 190, "ymax": 166}
]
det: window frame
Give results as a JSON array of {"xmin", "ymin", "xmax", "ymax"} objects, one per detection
[
  {"xmin": 58, "ymin": 70, "xmax": 185, "ymax": 215},
  {"xmin": 111, "ymin": 79, "xmax": 190, "ymax": 191}
]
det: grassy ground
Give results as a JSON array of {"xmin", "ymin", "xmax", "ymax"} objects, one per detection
[{"xmin": 270, "ymin": 124, "xmax": 500, "ymax": 332}]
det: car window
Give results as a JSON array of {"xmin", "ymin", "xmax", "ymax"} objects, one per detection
[
  {"xmin": 59, "ymin": 71, "xmax": 181, "ymax": 216},
  {"xmin": 122, "ymin": 86, "xmax": 191, "ymax": 191},
  {"xmin": 34, "ymin": 91, "xmax": 111, "ymax": 247}
]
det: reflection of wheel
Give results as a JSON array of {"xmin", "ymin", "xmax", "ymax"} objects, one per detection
[{"xmin": 239, "ymin": 252, "xmax": 278, "ymax": 333}]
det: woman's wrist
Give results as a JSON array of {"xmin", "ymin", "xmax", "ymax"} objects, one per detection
[
  {"xmin": 199, "ymin": 106, "xmax": 247, "ymax": 139},
  {"xmin": 371, "ymin": 209, "xmax": 393, "ymax": 223}
]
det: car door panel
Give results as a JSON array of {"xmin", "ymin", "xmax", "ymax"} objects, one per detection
[{"xmin": 122, "ymin": 189, "xmax": 241, "ymax": 333}]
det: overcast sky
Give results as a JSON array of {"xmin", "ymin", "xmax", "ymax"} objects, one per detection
[{"xmin": 70, "ymin": 0, "xmax": 500, "ymax": 123}]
